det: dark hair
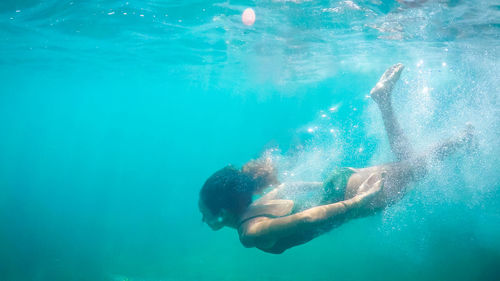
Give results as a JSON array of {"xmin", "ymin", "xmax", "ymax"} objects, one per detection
[{"xmin": 200, "ymin": 165, "xmax": 259, "ymax": 216}]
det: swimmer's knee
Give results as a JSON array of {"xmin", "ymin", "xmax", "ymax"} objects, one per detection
[{"xmin": 388, "ymin": 156, "xmax": 428, "ymax": 183}]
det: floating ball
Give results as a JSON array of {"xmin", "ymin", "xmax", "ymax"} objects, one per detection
[{"xmin": 242, "ymin": 8, "xmax": 256, "ymax": 26}]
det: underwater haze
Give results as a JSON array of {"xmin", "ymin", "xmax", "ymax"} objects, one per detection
[{"xmin": 1, "ymin": 0, "xmax": 499, "ymax": 280}]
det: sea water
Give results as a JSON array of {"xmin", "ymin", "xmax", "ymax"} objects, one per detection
[{"xmin": 0, "ymin": 1, "xmax": 499, "ymax": 280}]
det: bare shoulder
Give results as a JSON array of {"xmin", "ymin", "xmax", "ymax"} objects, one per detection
[
  {"xmin": 237, "ymin": 197, "xmax": 296, "ymax": 249},
  {"xmin": 238, "ymin": 217, "xmax": 274, "ymax": 248}
]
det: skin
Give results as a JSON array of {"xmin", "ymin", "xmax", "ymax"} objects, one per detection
[{"xmin": 200, "ymin": 63, "xmax": 474, "ymax": 253}]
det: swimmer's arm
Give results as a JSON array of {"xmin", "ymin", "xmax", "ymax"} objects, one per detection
[
  {"xmin": 240, "ymin": 174, "xmax": 382, "ymax": 249},
  {"xmin": 241, "ymin": 195, "xmax": 363, "ymax": 247}
]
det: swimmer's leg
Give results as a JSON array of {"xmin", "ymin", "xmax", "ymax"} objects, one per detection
[
  {"xmin": 427, "ymin": 123, "xmax": 475, "ymax": 161},
  {"xmin": 386, "ymin": 125, "xmax": 474, "ymax": 205},
  {"xmin": 370, "ymin": 63, "xmax": 413, "ymax": 161},
  {"xmin": 351, "ymin": 124, "xmax": 474, "ymax": 209}
]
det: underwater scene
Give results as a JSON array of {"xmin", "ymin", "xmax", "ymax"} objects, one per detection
[{"xmin": 1, "ymin": 0, "xmax": 499, "ymax": 280}]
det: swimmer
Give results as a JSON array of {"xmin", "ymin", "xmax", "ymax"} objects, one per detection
[{"xmin": 198, "ymin": 63, "xmax": 474, "ymax": 254}]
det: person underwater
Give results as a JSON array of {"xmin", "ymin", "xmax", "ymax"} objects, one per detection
[{"xmin": 198, "ymin": 64, "xmax": 474, "ymax": 254}]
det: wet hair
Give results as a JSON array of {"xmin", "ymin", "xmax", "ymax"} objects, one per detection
[{"xmin": 200, "ymin": 165, "xmax": 259, "ymax": 216}]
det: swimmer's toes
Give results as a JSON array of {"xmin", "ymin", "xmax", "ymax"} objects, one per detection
[
  {"xmin": 460, "ymin": 123, "xmax": 475, "ymax": 142},
  {"xmin": 465, "ymin": 122, "xmax": 475, "ymax": 136},
  {"xmin": 390, "ymin": 63, "xmax": 404, "ymax": 81},
  {"xmin": 382, "ymin": 63, "xmax": 404, "ymax": 81}
]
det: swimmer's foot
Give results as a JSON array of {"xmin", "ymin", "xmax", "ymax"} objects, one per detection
[
  {"xmin": 461, "ymin": 122, "xmax": 477, "ymax": 152},
  {"xmin": 370, "ymin": 63, "xmax": 405, "ymax": 107},
  {"xmin": 464, "ymin": 122, "xmax": 475, "ymax": 138},
  {"xmin": 435, "ymin": 123, "xmax": 477, "ymax": 160}
]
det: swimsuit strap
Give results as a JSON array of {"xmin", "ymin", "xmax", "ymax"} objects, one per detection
[{"xmin": 238, "ymin": 199, "xmax": 294, "ymax": 226}]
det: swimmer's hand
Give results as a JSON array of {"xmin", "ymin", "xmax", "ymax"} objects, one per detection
[{"xmin": 352, "ymin": 173, "xmax": 384, "ymax": 206}]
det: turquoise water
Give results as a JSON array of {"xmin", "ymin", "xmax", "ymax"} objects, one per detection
[{"xmin": 1, "ymin": 0, "xmax": 499, "ymax": 280}]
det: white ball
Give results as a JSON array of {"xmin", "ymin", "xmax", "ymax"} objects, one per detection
[{"xmin": 242, "ymin": 8, "xmax": 256, "ymax": 26}]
